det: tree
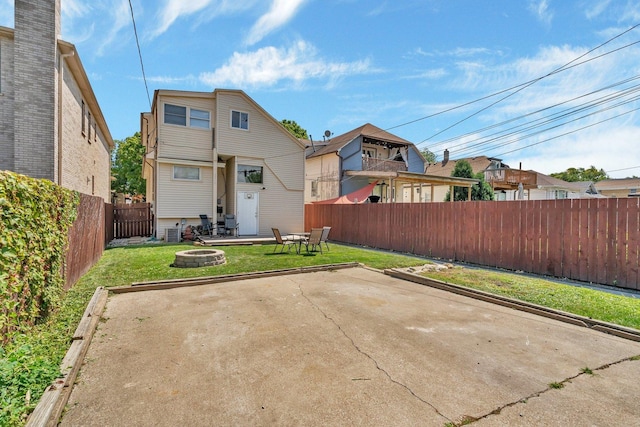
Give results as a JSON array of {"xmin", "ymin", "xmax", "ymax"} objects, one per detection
[
  {"xmin": 550, "ymin": 166, "xmax": 609, "ymax": 182},
  {"xmin": 420, "ymin": 148, "xmax": 437, "ymax": 164},
  {"xmin": 280, "ymin": 119, "xmax": 308, "ymax": 139},
  {"xmin": 111, "ymin": 132, "xmax": 146, "ymax": 197},
  {"xmin": 444, "ymin": 160, "xmax": 494, "ymax": 201}
]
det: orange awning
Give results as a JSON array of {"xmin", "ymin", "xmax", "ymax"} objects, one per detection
[{"xmin": 312, "ymin": 181, "xmax": 378, "ymax": 204}]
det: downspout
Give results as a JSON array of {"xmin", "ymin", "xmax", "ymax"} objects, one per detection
[{"xmin": 57, "ymin": 49, "xmax": 75, "ymax": 185}]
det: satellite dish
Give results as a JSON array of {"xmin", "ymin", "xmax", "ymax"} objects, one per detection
[{"xmin": 324, "ymin": 130, "xmax": 331, "ymax": 138}]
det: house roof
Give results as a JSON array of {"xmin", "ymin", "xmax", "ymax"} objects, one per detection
[
  {"xmin": 307, "ymin": 123, "xmax": 413, "ymax": 158},
  {"xmin": 425, "ymin": 156, "xmax": 507, "ymax": 177},
  {"xmin": 594, "ymin": 178, "xmax": 640, "ymax": 191}
]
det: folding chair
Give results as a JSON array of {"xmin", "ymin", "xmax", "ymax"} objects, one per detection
[
  {"xmin": 199, "ymin": 215, "xmax": 214, "ymax": 235},
  {"xmin": 272, "ymin": 228, "xmax": 297, "ymax": 253},
  {"xmin": 302, "ymin": 228, "xmax": 324, "ymax": 254},
  {"xmin": 224, "ymin": 214, "xmax": 239, "ymax": 236},
  {"xmin": 320, "ymin": 226, "xmax": 331, "ymax": 251}
]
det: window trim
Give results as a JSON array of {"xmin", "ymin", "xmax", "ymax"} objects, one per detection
[
  {"xmin": 163, "ymin": 103, "xmax": 211, "ymax": 129},
  {"xmin": 172, "ymin": 165, "xmax": 201, "ymax": 181},
  {"xmin": 81, "ymin": 100, "xmax": 86, "ymax": 136},
  {"xmin": 231, "ymin": 110, "xmax": 249, "ymax": 130}
]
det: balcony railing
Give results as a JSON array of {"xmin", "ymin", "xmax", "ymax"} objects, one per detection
[
  {"xmin": 363, "ymin": 157, "xmax": 407, "ymax": 173},
  {"xmin": 485, "ymin": 169, "xmax": 537, "ymax": 188}
]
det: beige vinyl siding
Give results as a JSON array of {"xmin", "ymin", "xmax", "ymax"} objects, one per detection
[
  {"xmin": 156, "ymin": 162, "xmax": 213, "ymax": 218},
  {"xmin": 234, "ymin": 156, "xmax": 304, "ymax": 235},
  {"xmin": 158, "ymin": 96, "xmax": 215, "ymax": 162},
  {"xmin": 216, "ymin": 92, "xmax": 303, "ymax": 191}
]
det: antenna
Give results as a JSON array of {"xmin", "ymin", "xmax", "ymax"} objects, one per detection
[{"xmin": 324, "ymin": 130, "xmax": 331, "ymax": 138}]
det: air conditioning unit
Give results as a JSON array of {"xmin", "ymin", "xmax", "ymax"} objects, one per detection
[{"xmin": 165, "ymin": 227, "xmax": 180, "ymax": 243}]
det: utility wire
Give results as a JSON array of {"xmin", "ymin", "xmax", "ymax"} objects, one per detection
[
  {"xmin": 128, "ymin": 0, "xmax": 152, "ymax": 109},
  {"xmin": 418, "ymin": 25, "xmax": 640, "ymax": 145}
]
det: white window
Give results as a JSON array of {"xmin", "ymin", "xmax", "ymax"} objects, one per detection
[
  {"xmin": 164, "ymin": 104, "xmax": 210, "ymax": 129},
  {"xmin": 190, "ymin": 108, "xmax": 210, "ymax": 129},
  {"xmin": 231, "ymin": 110, "xmax": 249, "ymax": 130},
  {"xmin": 173, "ymin": 166, "xmax": 200, "ymax": 181}
]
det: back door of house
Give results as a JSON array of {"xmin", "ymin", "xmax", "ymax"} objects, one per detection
[{"xmin": 237, "ymin": 192, "xmax": 259, "ymax": 235}]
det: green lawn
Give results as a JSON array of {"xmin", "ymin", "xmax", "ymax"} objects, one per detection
[
  {"xmin": 0, "ymin": 242, "xmax": 425, "ymax": 426},
  {"xmin": 419, "ymin": 266, "xmax": 640, "ymax": 330},
  {"xmin": 3, "ymin": 241, "xmax": 640, "ymax": 426}
]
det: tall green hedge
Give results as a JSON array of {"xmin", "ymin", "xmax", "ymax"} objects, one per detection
[{"xmin": 0, "ymin": 171, "xmax": 78, "ymax": 343}]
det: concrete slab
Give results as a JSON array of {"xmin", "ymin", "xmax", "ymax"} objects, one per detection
[{"xmin": 61, "ymin": 267, "xmax": 640, "ymax": 426}]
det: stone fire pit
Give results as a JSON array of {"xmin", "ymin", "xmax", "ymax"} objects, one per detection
[{"xmin": 172, "ymin": 249, "xmax": 226, "ymax": 268}]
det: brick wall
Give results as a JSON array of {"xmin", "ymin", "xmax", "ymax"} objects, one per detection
[
  {"xmin": 60, "ymin": 59, "xmax": 112, "ymax": 201},
  {"xmin": 13, "ymin": 0, "xmax": 60, "ymax": 181},
  {"xmin": 0, "ymin": 32, "xmax": 15, "ymax": 171}
]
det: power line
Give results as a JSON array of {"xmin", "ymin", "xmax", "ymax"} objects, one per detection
[
  {"xmin": 370, "ymin": 23, "xmax": 640, "ymax": 148},
  {"xmin": 128, "ymin": 0, "xmax": 151, "ymax": 109}
]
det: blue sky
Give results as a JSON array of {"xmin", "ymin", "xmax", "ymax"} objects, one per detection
[{"xmin": 2, "ymin": 0, "xmax": 640, "ymax": 178}]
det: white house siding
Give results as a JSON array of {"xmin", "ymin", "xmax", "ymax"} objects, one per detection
[
  {"xmin": 216, "ymin": 91, "xmax": 304, "ymax": 235},
  {"xmin": 155, "ymin": 161, "xmax": 214, "ymax": 239},
  {"xmin": 0, "ymin": 31, "xmax": 15, "ymax": 171},
  {"xmin": 60, "ymin": 59, "xmax": 111, "ymax": 201},
  {"xmin": 235, "ymin": 156, "xmax": 304, "ymax": 235},
  {"xmin": 157, "ymin": 95, "xmax": 214, "ymax": 163}
]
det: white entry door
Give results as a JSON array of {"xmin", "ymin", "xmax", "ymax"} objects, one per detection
[{"xmin": 237, "ymin": 192, "xmax": 259, "ymax": 235}]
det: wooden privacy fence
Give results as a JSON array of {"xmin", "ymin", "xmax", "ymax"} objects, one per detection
[
  {"xmin": 305, "ymin": 199, "xmax": 640, "ymax": 290},
  {"xmin": 113, "ymin": 203, "xmax": 153, "ymax": 238},
  {"xmin": 65, "ymin": 194, "xmax": 106, "ymax": 289}
]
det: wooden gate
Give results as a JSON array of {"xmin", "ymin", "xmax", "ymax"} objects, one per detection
[{"xmin": 113, "ymin": 203, "xmax": 153, "ymax": 238}]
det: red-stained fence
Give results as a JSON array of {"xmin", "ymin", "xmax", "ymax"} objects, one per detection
[
  {"xmin": 113, "ymin": 203, "xmax": 153, "ymax": 238},
  {"xmin": 305, "ymin": 199, "xmax": 640, "ymax": 290}
]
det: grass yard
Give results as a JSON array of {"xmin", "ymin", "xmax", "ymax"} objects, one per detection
[
  {"xmin": 0, "ymin": 242, "xmax": 425, "ymax": 426},
  {"xmin": 3, "ymin": 241, "xmax": 640, "ymax": 426},
  {"xmin": 419, "ymin": 266, "xmax": 640, "ymax": 330}
]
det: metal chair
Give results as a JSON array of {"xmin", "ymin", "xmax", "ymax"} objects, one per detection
[
  {"xmin": 271, "ymin": 228, "xmax": 297, "ymax": 253},
  {"xmin": 199, "ymin": 214, "xmax": 214, "ymax": 235},
  {"xmin": 302, "ymin": 228, "xmax": 324, "ymax": 254},
  {"xmin": 224, "ymin": 214, "xmax": 239, "ymax": 236},
  {"xmin": 320, "ymin": 226, "xmax": 331, "ymax": 251}
]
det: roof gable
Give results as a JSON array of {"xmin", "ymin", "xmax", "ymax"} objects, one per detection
[{"xmin": 307, "ymin": 123, "xmax": 413, "ymax": 158}]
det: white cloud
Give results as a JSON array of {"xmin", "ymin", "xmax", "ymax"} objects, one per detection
[
  {"xmin": 199, "ymin": 40, "xmax": 373, "ymax": 88},
  {"xmin": 584, "ymin": 0, "xmax": 612, "ymax": 19},
  {"xmin": 95, "ymin": 0, "xmax": 131, "ymax": 56},
  {"xmin": 150, "ymin": 0, "xmax": 213, "ymax": 39},
  {"xmin": 528, "ymin": 0, "xmax": 554, "ymax": 25},
  {"xmin": 244, "ymin": 0, "xmax": 306, "ymax": 46}
]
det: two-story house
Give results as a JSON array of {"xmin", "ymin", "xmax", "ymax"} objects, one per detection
[
  {"xmin": 0, "ymin": 0, "xmax": 113, "ymax": 201},
  {"xmin": 305, "ymin": 123, "xmax": 477, "ymax": 203},
  {"xmin": 141, "ymin": 89, "xmax": 306, "ymax": 239}
]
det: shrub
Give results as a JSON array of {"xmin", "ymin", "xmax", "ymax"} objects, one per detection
[{"xmin": 0, "ymin": 171, "xmax": 78, "ymax": 343}]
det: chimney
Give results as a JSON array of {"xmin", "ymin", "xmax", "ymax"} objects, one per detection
[{"xmin": 13, "ymin": 0, "xmax": 61, "ymax": 181}]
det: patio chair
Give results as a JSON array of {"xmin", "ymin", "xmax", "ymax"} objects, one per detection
[
  {"xmin": 302, "ymin": 228, "xmax": 324, "ymax": 254},
  {"xmin": 199, "ymin": 215, "xmax": 214, "ymax": 236},
  {"xmin": 224, "ymin": 214, "xmax": 239, "ymax": 236},
  {"xmin": 271, "ymin": 228, "xmax": 297, "ymax": 253},
  {"xmin": 320, "ymin": 226, "xmax": 331, "ymax": 251}
]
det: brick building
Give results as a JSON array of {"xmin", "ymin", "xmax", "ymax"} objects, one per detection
[{"xmin": 0, "ymin": 0, "xmax": 113, "ymax": 201}]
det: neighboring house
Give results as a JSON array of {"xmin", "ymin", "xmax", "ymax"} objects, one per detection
[
  {"xmin": 305, "ymin": 123, "xmax": 476, "ymax": 203},
  {"xmin": 594, "ymin": 178, "xmax": 640, "ymax": 198},
  {"xmin": 0, "ymin": 0, "xmax": 114, "ymax": 202},
  {"xmin": 141, "ymin": 89, "xmax": 306, "ymax": 239},
  {"xmin": 426, "ymin": 156, "xmax": 601, "ymax": 201}
]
